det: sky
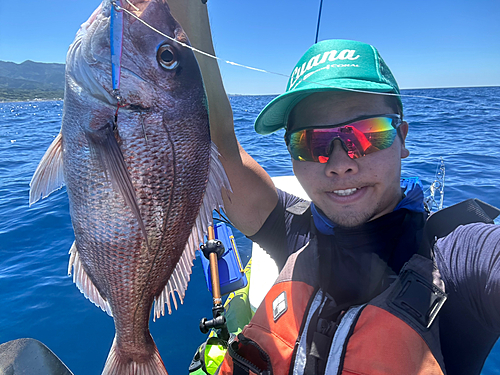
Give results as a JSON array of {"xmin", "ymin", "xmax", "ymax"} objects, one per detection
[{"xmin": 1, "ymin": 0, "xmax": 499, "ymax": 94}]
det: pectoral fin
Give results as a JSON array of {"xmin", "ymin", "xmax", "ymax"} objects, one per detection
[
  {"xmin": 86, "ymin": 122, "xmax": 150, "ymax": 249},
  {"xmin": 29, "ymin": 132, "xmax": 65, "ymax": 206}
]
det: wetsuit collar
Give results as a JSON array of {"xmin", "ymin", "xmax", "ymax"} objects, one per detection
[{"xmin": 312, "ymin": 180, "xmax": 426, "ymax": 235}]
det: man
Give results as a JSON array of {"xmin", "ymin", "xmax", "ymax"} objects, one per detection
[{"xmin": 170, "ymin": 2, "xmax": 500, "ymax": 374}]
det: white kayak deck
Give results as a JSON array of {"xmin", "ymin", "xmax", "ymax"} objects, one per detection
[{"xmin": 248, "ymin": 175, "xmax": 311, "ymax": 312}]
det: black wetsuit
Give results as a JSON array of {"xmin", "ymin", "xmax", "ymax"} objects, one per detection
[{"xmin": 249, "ymin": 189, "xmax": 500, "ymax": 375}]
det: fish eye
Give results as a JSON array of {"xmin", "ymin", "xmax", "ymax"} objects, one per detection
[{"xmin": 157, "ymin": 44, "xmax": 179, "ymax": 70}]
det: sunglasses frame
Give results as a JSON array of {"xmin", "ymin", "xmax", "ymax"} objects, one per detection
[{"xmin": 285, "ymin": 114, "xmax": 403, "ymax": 162}]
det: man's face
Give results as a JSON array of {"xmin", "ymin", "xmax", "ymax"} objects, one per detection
[{"xmin": 289, "ymin": 91, "xmax": 409, "ymax": 227}]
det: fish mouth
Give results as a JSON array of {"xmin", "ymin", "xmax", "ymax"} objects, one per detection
[{"xmin": 124, "ymin": 103, "xmax": 151, "ymax": 112}]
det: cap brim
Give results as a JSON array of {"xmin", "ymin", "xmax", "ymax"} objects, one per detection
[{"xmin": 254, "ymin": 78, "xmax": 397, "ymax": 135}]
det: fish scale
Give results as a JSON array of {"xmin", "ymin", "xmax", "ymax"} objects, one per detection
[{"xmin": 29, "ymin": 0, "xmax": 230, "ymax": 374}]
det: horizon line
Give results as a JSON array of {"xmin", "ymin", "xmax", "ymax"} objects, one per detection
[
  {"xmin": 1, "ymin": 59, "xmax": 498, "ymax": 96},
  {"xmin": 228, "ymin": 85, "xmax": 500, "ymax": 96}
]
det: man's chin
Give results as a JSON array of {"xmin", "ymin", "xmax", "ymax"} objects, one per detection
[
  {"xmin": 327, "ymin": 212, "xmax": 375, "ymax": 228},
  {"xmin": 319, "ymin": 203, "xmax": 380, "ymax": 228}
]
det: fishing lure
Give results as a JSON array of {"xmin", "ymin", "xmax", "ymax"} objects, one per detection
[{"xmin": 110, "ymin": 0, "xmax": 124, "ymax": 107}]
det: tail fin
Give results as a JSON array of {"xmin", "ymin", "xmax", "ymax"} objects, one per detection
[{"xmin": 101, "ymin": 337, "xmax": 168, "ymax": 375}]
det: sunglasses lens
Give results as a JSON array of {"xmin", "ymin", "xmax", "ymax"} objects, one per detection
[{"xmin": 288, "ymin": 116, "xmax": 399, "ymax": 163}]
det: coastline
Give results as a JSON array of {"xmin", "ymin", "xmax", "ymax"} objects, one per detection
[
  {"xmin": 1, "ymin": 86, "xmax": 499, "ymax": 104},
  {"xmin": 0, "ymin": 89, "xmax": 64, "ymax": 103},
  {"xmin": 0, "ymin": 97, "xmax": 63, "ymax": 104}
]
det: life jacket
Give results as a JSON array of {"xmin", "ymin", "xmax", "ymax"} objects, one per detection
[{"xmin": 217, "ymin": 199, "xmax": 500, "ymax": 375}]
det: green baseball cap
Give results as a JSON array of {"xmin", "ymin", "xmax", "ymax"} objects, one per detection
[{"xmin": 254, "ymin": 39, "xmax": 402, "ymax": 135}]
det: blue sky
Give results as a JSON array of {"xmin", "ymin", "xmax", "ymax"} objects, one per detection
[{"xmin": 1, "ymin": 0, "xmax": 499, "ymax": 94}]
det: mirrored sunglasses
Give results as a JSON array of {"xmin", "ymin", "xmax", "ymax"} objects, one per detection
[{"xmin": 286, "ymin": 115, "xmax": 402, "ymax": 163}]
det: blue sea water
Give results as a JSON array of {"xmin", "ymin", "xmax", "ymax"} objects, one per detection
[{"xmin": 1, "ymin": 87, "xmax": 500, "ymax": 374}]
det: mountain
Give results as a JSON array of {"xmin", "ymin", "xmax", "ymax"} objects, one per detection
[{"xmin": 0, "ymin": 60, "xmax": 65, "ymax": 102}]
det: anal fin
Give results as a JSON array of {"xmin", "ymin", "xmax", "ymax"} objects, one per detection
[
  {"xmin": 68, "ymin": 241, "xmax": 113, "ymax": 316},
  {"xmin": 29, "ymin": 132, "xmax": 65, "ymax": 206}
]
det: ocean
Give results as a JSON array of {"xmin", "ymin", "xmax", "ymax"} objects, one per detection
[{"xmin": 1, "ymin": 86, "xmax": 500, "ymax": 374}]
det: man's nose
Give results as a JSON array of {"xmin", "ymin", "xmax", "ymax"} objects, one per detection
[{"xmin": 323, "ymin": 139, "xmax": 359, "ymax": 177}]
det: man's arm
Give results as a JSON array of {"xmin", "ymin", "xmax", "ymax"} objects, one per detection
[
  {"xmin": 435, "ymin": 223, "xmax": 500, "ymax": 332},
  {"xmin": 168, "ymin": 0, "xmax": 278, "ymax": 236}
]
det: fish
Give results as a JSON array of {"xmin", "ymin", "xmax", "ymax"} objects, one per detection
[{"xmin": 29, "ymin": 0, "xmax": 230, "ymax": 374}]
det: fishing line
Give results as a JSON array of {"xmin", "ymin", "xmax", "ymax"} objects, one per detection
[
  {"xmin": 116, "ymin": 5, "xmax": 500, "ymax": 111},
  {"xmin": 124, "ymin": 0, "xmax": 139, "ymax": 11},
  {"xmin": 116, "ymin": 5, "xmax": 273, "ymax": 74}
]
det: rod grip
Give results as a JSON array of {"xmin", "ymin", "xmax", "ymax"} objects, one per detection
[{"xmin": 207, "ymin": 226, "xmax": 222, "ymax": 304}]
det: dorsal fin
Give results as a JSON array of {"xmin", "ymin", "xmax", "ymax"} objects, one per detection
[{"xmin": 153, "ymin": 143, "xmax": 231, "ymax": 319}]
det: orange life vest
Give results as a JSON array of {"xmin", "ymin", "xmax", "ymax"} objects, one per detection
[
  {"xmin": 218, "ymin": 199, "xmax": 500, "ymax": 375},
  {"xmin": 219, "ymin": 248, "xmax": 446, "ymax": 375}
]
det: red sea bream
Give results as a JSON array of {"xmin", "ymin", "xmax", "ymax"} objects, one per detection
[{"xmin": 29, "ymin": 0, "xmax": 229, "ymax": 373}]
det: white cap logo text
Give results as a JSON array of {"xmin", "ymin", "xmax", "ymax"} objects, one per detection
[{"xmin": 289, "ymin": 49, "xmax": 360, "ymax": 89}]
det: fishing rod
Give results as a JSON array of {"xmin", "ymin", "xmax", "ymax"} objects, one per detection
[
  {"xmin": 199, "ymin": 225, "xmax": 230, "ymax": 342},
  {"xmin": 197, "ymin": 217, "xmax": 248, "ymax": 344},
  {"xmin": 315, "ymin": 0, "xmax": 324, "ymax": 44},
  {"xmin": 119, "ymin": 5, "xmax": 499, "ymax": 111}
]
